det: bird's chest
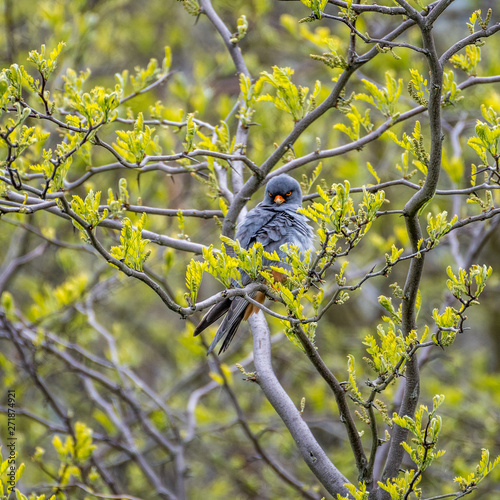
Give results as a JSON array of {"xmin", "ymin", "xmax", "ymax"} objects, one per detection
[{"xmin": 252, "ymin": 211, "xmax": 296, "ymax": 248}]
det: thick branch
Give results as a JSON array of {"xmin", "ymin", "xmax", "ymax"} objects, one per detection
[
  {"xmin": 213, "ymin": 356, "xmax": 322, "ymax": 500},
  {"xmin": 249, "ymin": 311, "xmax": 352, "ymax": 497}
]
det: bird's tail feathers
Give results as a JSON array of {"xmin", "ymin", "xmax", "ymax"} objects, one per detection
[
  {"xmin": 207, "ymin": 297, "xmax": 248, "ymax": 355},
  {"xmin": 193, "ymin": 298, "xmax": 232, "ymax": 337}
]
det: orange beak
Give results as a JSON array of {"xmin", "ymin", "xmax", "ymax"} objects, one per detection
[{"xmin": 274, "ymin": 194, "xmax": 285, "ymax": 205}]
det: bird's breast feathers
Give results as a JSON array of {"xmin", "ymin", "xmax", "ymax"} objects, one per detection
[{"xmin": 236, "ymin": 204, "xmax": 313, "ymax": 256}]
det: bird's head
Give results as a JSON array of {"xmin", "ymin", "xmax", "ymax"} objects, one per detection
[{"xmin": 262, "ymin": 174, "xmax": 303, "ymax": 208}]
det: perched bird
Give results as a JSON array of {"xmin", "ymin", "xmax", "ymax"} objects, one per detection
[{"xmin": 194, "ymin": 174, "xmax": 314, "ymax": 354}]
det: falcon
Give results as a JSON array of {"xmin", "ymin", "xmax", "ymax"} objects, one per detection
[{"xmin": 194, "ymin": 174, "xmax": 314, "ymax": 354}]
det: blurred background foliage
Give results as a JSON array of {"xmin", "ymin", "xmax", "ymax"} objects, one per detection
[{"xmin": 0, "ymin": 0, "xmax": 499, "ymax": 498}]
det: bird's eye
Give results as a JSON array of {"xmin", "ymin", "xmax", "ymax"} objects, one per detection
[
  {"xmin": 268, "ymin": 192, "xmax": 272, "ymax": 197},
  {"xmin": 286, "ymin": 191, "xmax": 292, "ymax": 196}
]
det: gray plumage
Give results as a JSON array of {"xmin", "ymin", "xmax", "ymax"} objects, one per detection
[{"xmin": 193, "ymin": 174, "xmax": 314, "ymax": 354}]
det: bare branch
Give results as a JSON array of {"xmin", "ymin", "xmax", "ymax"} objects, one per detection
[
  {"xmin": 392, "ymin": 0, "xmax": 423, "ymax": 23},
  {"xmin": 83, "ymin": 379, "xmax": 177, "ymax": 500},
  {"xmin": 440, "ymin": 23, "xmax": 500, "ymax": 64},
  {"xmin": 249, "ymin": 311, "xmax": 352, "ymax": 497},
  {"xmin": 199, "ymin": 0, "xmax": 250, "ymax": 77},
  {"xmin": 99, "ymin": 204, "xmax": 223, "ymax": 219},
  {"xmin": 280, "ymin": 0, "xmax": 407, "ymax": 15}
]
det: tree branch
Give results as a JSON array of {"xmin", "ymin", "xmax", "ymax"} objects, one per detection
[
  {"xmin": 249, "ymin": 311, "xmax": 352, "ymax": 497},
  {"xmin": 439, "ymin": 22, "xmax": 500, "ymax": 64},
  {"xmin": 379, "ymin": 13, "xmax": 443, "ymax": 494},
  {"xmin": 293, "ymin": 324, "xmax": 370, "ymax": 485},
  {"xmin": 199, "ymin": 0, "xmax": 250, "ymax": 77}
]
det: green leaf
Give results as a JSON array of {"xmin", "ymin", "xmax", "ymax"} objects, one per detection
[
  {"xmin": 230, "ymin": 15, "xmax": 248, "ymax": 44},
  {"xmin": 27, "ymin": 42, "xmax": 66, "ymax": 80},
  {"xmin": 257, "ymin": 66, "xmax": 320, "ymax": 122},
  {"xmin": 426, "ymin": 211, "xmax": 458, "ymax": 247},
  {"xmin": 347, "ymin": 354, "xmax": 363, "ymax": 401},
  {"xmin": 300, "ymin": 0, "xmax": 328, "ymax": 20},
  {"xmin": 114, "ymin": 113, "xmax": 161, "ymax": 163},
  {"xmin": 185, "ymin": 259, "xmax": 206, "ymax": 305},
  {"xmin": 365, "ymin": 161, "xmax": 380, "ymax": 183},
  {"xmin": 449, "ymin": 44, "xmax": 481, "ymax": 76},
  {"xmin": 110, "ymin": 213, "xmax": 151, "ymax": 271},
  {"xmin": 183, "ymin": 112, "xmax": 199, "ymax": 152},
  {"xmin": 356, "ymin": 72, "xmax": 403, "ymax": 118}
]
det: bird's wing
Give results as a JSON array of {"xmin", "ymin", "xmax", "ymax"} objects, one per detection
[{"xmin": 235, "ymin": 203, "xmax": 280, "ymax": 248}]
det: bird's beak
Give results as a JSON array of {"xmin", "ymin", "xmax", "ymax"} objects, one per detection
[{"xmin": 274, "ymin": 195, "xmax": 285, "ymax": 205}]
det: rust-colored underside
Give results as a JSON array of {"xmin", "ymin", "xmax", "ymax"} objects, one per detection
[{"xmin": 243, "ymin": 269, "xmax": 286, "ymax": 320}]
